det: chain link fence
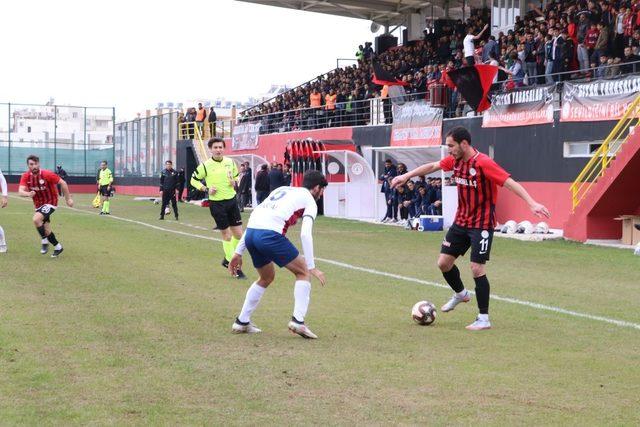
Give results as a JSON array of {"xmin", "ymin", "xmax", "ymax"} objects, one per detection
[
  {"xmin": 0, "ymin": 103, "xmax": 114, "ymax": 176},
  {"xmin": 114, "ymin": 112, "xmax": 178, "ymax": 178}
]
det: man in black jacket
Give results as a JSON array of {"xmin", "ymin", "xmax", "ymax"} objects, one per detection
[
  {"xmin": 238, "ymin": 163, "xmax": 252, "ymax": 209},
  {"xmin": 55, "ymin": 165, "xmax": 68, "ymax": 195},
  {"xmin": 176, "ymin": 167, "xmax": 186, "ymax": 202},
  {"xmin": 268, "ymin": 162, "xmax": 285, "ymax": 192},
  {"xmin": 209, "ymin": 107, "xmax": 217, "ymax": 136},
  {"xmin": 159, "ymin": 160, "xmax": 179, "ymax": 220},
  {"xmin": 254, "ymin": 164, "xmax": 270, "ymax": 205}
]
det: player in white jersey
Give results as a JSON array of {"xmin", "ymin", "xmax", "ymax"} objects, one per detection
[
  {"xmin": 228, "ymin": 170, "xmax": 328, "ymax": 339},
  {"xmin": 0, "ymin": 168, "xmax": 8, "ymax": 253}
]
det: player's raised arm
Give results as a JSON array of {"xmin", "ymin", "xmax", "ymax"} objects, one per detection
[
  {"xmin": 391, "ymin": 161, "xmax": 442, "ymax": 189},
  {"xmin": 503, "ymin": 178, "xmax": 550, "ymax": 218}
]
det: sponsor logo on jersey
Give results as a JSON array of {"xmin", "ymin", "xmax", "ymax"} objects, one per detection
[{"xmin": 454, "ymin": 176, "xmax": 477, "ymax": 187}]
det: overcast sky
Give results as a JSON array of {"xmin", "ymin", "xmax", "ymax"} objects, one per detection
[{"xmin": 0, "ymin": 0, "xmax": 383, "ymax": 121}]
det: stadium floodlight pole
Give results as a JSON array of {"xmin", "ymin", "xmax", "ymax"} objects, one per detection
[
  {"xmin": 84, "ymin": 107, "xmax": 87, "ymax": 176},
  {"xmin": 7, "ymin": 103, "xmax": 11, "ymax": 174},
  {"xmin": 54, "ymin": 106, "xmax": 57, "ymax": 170}
]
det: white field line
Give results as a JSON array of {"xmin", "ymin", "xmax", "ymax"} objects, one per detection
[{"xmin": 9, "ymin": 195, "xmax": 640, "ymax": 331}]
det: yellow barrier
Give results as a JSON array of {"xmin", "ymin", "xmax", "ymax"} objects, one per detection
[
  {"xmin": 179, "ymin": 122, "xmax": 209, "ymax": 164},
  {"xmin": 570, "ymin": 93, "xmax": 640, "ymax": 211},
  {"xmin": 179, "ymin": 121, "xmax": 230, "ymax": 140}
]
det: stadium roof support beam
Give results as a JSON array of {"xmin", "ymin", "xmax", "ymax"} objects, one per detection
[{"xmin": 236, "ymin": 0, "xmax": 484, "ymax": 25}]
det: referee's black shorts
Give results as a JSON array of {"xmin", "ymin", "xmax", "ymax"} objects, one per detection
[
  {"xmin": 209, "ymin": 196, "xmax": 242, "ymax": 230},
  {"xmin": 99, "ymin": 185, "xmax": 111, "ymax": 197}
]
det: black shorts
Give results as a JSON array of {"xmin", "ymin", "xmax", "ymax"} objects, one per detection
[
  {"xmin": 99, "ymin": 185, "xmax": 111, "ymax": 197},
  {"xmin": 35, "ymin": 204, "xmax": 56, "ymax": 223},
  {"xmin": 209, "ymin": 197, "xmax": 242, "ymax": 230},
  {"xmin": 441, "ymin": 223, "xmax": 494, "ymax": 264}
]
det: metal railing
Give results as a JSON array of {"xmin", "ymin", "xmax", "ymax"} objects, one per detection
[
  {"xmin": 240, "ymin": 58, "xmax": 640, "ymax": 131},
  {"xmin": 569, "ymin": 92, "xmax": 640, "ymax": 211},
  {"xmin": 241, "ymin": 66, "xmax": 343, "ymax": 114},
  {"xmin": 234, "ymin": 62, "xmax": 640, "ymax": 137},
  {"xmin": 178, "ymin": 120, "xmax": 231, "ymax": 140}
]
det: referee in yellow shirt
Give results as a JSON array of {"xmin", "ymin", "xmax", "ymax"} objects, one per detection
[
  {"xmin": 97, "ymin": 160, "xmax": 114, "ymax": 215},
  {"xmin": 190, "ymin": 137, "xmax": 246, "ymax": 279}
]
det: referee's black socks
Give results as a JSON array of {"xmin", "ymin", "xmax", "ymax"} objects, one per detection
[
  {"xmin": 442, "ymin": 265, "xmax": 465, "ymax": 293},
  {"xmin": 474, "ymin": 275, "xmax": 490, "ymax": 315}
]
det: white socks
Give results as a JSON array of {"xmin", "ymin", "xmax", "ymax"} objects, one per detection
[
  {"xmin": 456, "ymin": 290, "xmax": 468, "ymax": 299},
  {"xmin": 237, "ymin": 280, "xmax": 312, "ymax": 325},
  {"xmin": 41, "ymin": 238, "xmax": 49, "ymax": 244},
  {"xmin": 293, "ymin": 280, "xmax": 311, "ymax": 323},
  {"xmin": 238, "ymin": 282, "xmax": 266, "ymax": 324},
  {"xmin": 478, "ymin": 314, "xmax": 489, "ymax": 322},
  {"xmin": 0, "ymin": 225, "xmax": 6, "ymax": 251}
]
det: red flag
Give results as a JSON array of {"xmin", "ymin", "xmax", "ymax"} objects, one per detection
[
  {"xmin": 446, "ymin": 65, "xmax": 499, "ymax": 113},
  {"xmin": 372, "ymin": 59, "xmax": 409, "ymax": 87}
]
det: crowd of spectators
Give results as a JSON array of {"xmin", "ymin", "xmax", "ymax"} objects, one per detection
[
  {"xmin": 238, "ymin": 1, "xmax": 640, "ymax": 133},
  {"xmin": 379, "ymin": 159, "xmax": 451, "ymax": 225},
  {"xmin": 501, "ymin": 0, "xmax": 640, "ymax": 86}
]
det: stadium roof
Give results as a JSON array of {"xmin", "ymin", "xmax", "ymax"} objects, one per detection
[{"xmin": 237, "ymin": 0, "xmax": 484, "ymax": 26}]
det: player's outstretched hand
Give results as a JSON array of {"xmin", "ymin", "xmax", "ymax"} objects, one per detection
[
  {"xmin": 390, "ymin": 174, "xmax": 407, "ymax": 189},
  {"xmin": 66, "ymin": 198, "xmax": 74, "ymax": 208},
  {"xmin": 28, "ymin": 191, "xmax": 36, "ymax": 198},
  {"xmin": 229, "ymin": 254, "xmax": 242, "ymax": 277},
  {"xmin": 531, "ymin": 202, "xmax": 550, "ymax": 218},
  {"xmin": 1, "ymin": 196, "xmax": 7, "ymax": 208},
  {"xmin": 310, "ymin": 268, "xmax": 326, "ymax": 286}
]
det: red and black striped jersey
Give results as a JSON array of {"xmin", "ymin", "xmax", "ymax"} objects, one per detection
[
  {"xmin": 19, "ymin": 169, "xmax": 61, "ymax": 209},
  {"xmin": 440, "ymin": 150, "xmax": 510, "ymax": 230}
]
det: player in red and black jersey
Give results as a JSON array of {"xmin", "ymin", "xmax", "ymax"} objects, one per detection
[
  {"xmin": 18, "ymin": 155, "xmax": 74, "ymax": 258},
  {"xmin": 392, "ymin": 127, "xmax": 549, "ymax": 330}
]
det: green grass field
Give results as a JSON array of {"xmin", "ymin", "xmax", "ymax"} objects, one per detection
[{"xmin": 1, "ymin": 194, "xmax": 639, "ymax": 425}]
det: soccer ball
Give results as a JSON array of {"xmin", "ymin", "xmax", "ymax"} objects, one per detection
[
  {"xmin": 534, "ymin": 221, "xmax": 549, "ymax": 234},
  {"xmin": 516, "ymin": 220, "xmax": 533, "ymax": 234},
  {"xmin": 500, "ymin": 220, "xmax": 517, "ymax": 234},
  {"xmin": 411, "ymin": 301, "xmax": 437, "ymax": 326}
]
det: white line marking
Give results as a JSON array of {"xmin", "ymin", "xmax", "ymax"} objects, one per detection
[
  {"xmin": 9, "ymin": 195, "xmax": 640, "ymax": 331},
  {"xmin": 316, "ymin": 259, "xmax": 640, "ymax": 331}
]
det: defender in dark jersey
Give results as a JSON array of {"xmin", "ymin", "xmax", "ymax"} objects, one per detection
[
  {"xmin": 392, "ymin": 127, "xmax": 549, "ymax": 330},
  {"xmin": 18, "ymin": 155, "xmax": 74, "ymax": 257}
]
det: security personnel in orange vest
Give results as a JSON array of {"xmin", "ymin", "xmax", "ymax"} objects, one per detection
[
  {"xmin": 310, "ymin": 89, "xmax": 322, "ymax": 108},
  {"xmin": 325, "ymin": 91, "xmax": 337, "ymax": 110},
  {"xmin": 325, "ymin": 90, "xmax": 337, "ymax": 127},
  {"xmin": 195, "ymin": 102, "xmax": 207, "ymax": 135}
]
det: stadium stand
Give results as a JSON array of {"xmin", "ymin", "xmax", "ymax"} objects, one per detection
[{"xmin": 234, "ymin": 0, "xmax": 640, "ymax": 132}]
